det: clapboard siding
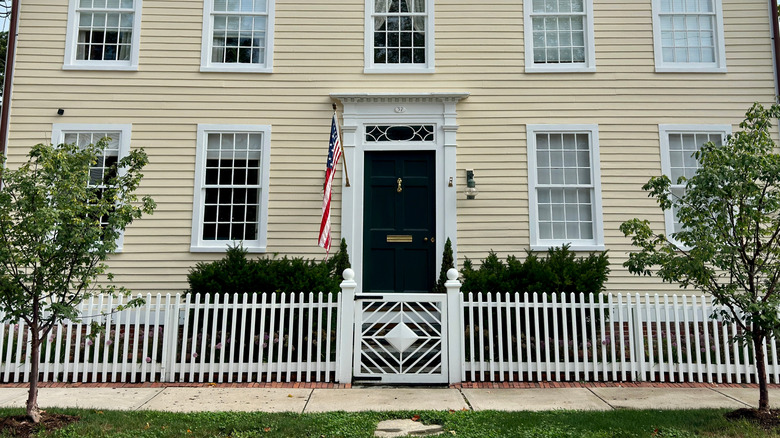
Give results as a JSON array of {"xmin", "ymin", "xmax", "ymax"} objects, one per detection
[{"xmin": 5, "ymin": 0, "xmax": 777, "ymax": 294}]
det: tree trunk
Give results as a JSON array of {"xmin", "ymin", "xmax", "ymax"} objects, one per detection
[
  {"xmin": 26, "ymin": 334, "xmax": 40, "ymax": 423},
  {"xmin": 754, "ymin": 332, "xmax": 770, "ymax": 412}
]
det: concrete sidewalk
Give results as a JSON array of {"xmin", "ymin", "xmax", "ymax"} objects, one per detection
[{"xmin": 0, "ymin": 385, "xmax": 776, "ymax": 413}]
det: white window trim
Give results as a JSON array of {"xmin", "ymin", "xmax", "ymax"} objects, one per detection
[
  {"xmin": 63, "ymin": 0, "xmax": 142, "ymax": 71},
  {"xmin": 363, "ymin": 0, "xmax": 435, "ymax": 74},
  {"xmin": 51, "ymin": 123, "xmax": 133, "ymax": 252},
  {"xmin": 191, "ymin": 124, "xmax": 271, "ymax": 253},
  {"xmin": 523, "ymin": 0, "xmax": 596, "ymax": 73},
  {"xmin": 200, "ymin": 0, "xmax": 275, "ymax": 73},
  {"xmin": 658, "ymin": 124, "xmax": 731, "ymax": 247},
  {"xmin": 527, "ymin": 124, "xmax": 604, "ymax": 251},
  {"xmin": 651, "ymin": 0, "xmax": 727, "ymax": 73}
]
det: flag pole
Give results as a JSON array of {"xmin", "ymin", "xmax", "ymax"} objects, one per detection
[{"xmin": 333, "ymin": 103, "xmax": 351, "ymax": 187}]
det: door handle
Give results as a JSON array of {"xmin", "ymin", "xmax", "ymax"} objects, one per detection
[
  {"xmin": 397, "ymin": 178, "xmax": 402, "ymax": 193},
  {"xmin": 424, "ymin": 237, "xmax": 436, "ymax": 243}
]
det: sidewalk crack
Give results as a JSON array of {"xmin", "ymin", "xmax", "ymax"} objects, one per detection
[
  {"xmin": 301, "ymin": 388, "xmax": 315, "ymax": 413},
  {"xmin": 135, "ymin": 388, "xmax": 166, "ymax": 411},
  {"xmin": 586, "ymin": 387, "xmax": 615, "ymax": 410},
  {"xmin": 457, "ymin": 388, "xmax": 474, "ymax": 411},
  {"xmin": 709, "ymin": 387, "xmax": 751, "ymax": 408}
]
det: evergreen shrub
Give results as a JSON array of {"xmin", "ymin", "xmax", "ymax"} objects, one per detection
[
  {"xmin": 461, "ymin": 244, "xmax": 610, "ymax": 297},
  {"xmin": 187, "ymin": 239, "xmax": 350, "ymax": 299}
]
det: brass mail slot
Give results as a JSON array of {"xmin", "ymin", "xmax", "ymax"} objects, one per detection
[{"xmin": 386, "ymin": 235, "xmax": 413, "ymax": 243}]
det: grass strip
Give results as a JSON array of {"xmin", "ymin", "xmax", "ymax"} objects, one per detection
[{"xmin": 0, "ymin": 407, "xmax": 777, "ymax": 438}]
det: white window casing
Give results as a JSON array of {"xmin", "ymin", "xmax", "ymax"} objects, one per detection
[
  {"xmin": 51, "ymin": 123, "xmax": 133, "ymax": 251},
  {"xmin": 364, "ymin": 0, "xmax": 435, "ymax": 73},
  {"xmin": 191, "ymin": 124, "xmax": 271, "ymax": 253},
  {"xmin": 527, "ymin": 124, "xmax": 604, "ymax": 251},
  {"xmin": 651, "ymin": 0, "xmax": 727, "ymax": 72},
  {"xmin": 524, "ymin": 0, "xmax": 596, "ymax": 73},
  {"xmin": 63, "ymin": 0, "xmax": 142, "ymax": 71},
  {"xmin": 658, "ymin": 124, "xmax": 731, "ymax": 246},
  {"xmin": 200, "ymin": 0, "xmax": 275, "ymax": 73}
]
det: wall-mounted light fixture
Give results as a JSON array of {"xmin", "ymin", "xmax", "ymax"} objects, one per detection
[
  {"xmin": 465, "ymin": 169, "xmax": 478, "ymax": 199},
  {"xmin": 57, "ymin": 109, "xmax": 64, "ymax": 116}
]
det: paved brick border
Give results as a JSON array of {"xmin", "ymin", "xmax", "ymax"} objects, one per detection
[
  {"xmin": 451, "ymin": 382, "xmax": 780, "ymax": 389},
  {"xmin": 0, "ymin": 381, "xmax": 776, "ymax": 389}
]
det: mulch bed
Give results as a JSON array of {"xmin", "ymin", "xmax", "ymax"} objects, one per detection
[
  {"xmin": 0, "ymin": 412, "xmax": 79, "ymax": 437},
  {"xmin": 725, "ymin": 408, "xmax": 780, "ymax": 430}
]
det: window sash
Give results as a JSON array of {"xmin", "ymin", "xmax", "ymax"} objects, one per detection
[
  {"xmin": 75, "ymin": 8, "xmax": 135, "ymax": 61},
  {"xmin": 652, "ymin": 0, "xmax": 724, "ymax": 70},
  {"xmin": 664, "ymin": 130, "xmax": 723, "ymax": 237},
  {"xmin": 534, "ymin": 131, "xmax": 595, "ymax": 241},
  {"xmin": 198, "ymin": 132, "xmax": 264, "ymax": 243},
  {"xmin": 366, "ymin": 0, "xmax": 432, "ymax": 71},
  {"xmin": 528, "ymin": 125, "xmax": 602, "ymax": 250}
]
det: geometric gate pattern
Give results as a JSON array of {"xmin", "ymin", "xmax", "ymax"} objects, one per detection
[{"xmin": 354, "ymin": 293, "xmax": 448, "ymax": 383}]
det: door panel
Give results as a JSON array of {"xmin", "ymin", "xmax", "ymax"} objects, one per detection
[{"xmin": 363, "ymin": 151, "xmax": 436, "ymax": 293}]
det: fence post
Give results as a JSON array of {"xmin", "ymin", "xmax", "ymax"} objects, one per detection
[
  {"xmin": 445, "ymin": 268, "xmax": 462, "ymax": 385},
  {"xmin": 336, "ymin": 269, "xmax": 356, "ymax": 384}
]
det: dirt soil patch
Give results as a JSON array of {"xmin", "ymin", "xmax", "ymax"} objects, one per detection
[
  {"xmin": 0, "ymin": 412, "xmax": 79, "ymax": 437},
  {"xmin": 725, "ymin": 408, "xmax": 780, "ymax": 430}
]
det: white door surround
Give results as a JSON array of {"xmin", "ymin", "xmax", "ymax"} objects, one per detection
[{"xmin": 330, "ymin": 93, "xmax": 469, "ymax": 293}]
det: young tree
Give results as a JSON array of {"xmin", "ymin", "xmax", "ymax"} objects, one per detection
[
  {"xmin": 620, "ymin": 102, "xmax": 780, "ymax": 412},
  {"xmin": 0, "ymin": 140, "xmax": 155, "ymax": 422}
]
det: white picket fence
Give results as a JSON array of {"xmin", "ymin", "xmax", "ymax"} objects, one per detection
[
  {"xmin": 0, "ymin": 279, "xmax": 776, "ymax": 385},
  {"xmin": 0, "ymin": 292, "xmax": 341, "ymax": 384},
  {"xmin": 459, "ymin": 292, "xmax": 777, "ymax": 384}
]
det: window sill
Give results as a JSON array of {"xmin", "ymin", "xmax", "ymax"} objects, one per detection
[
  {"xmin": 655, "ymin": 65, "xmax": 727, "ymax": 73},
  {"xmin": 191, "ymin": 244, "xmax": 267, "ymax": 253},
  {"xmin": 63, "ymin": 63, "xmax": 138, "ymax": 71},
  {"xmin": 530, "ymin": 243, "xmax": 605, "ymax": 252},
  {"xmin": 364, "ymin": 66, "xmax": 435, "ymax": 74},
  {"xmin": 200, "ymin": 65, "xmax": 273, "ymax": 73},
  {"xmin": 525, "ymin": 65, "xmax": 596, "ymax": 74}
]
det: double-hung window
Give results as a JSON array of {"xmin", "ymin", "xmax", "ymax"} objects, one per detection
[
  {"xmin": 527, "ymin": 125, "xmax": 604, "ymax": 251},
  {"xmin": 51, "ymin": 124, "xmax": 132, "ymax": 251},
  {"xmin": 201, "ymin": 0, "xmax": 275, "ymax": 72},
  {"xmin": 64, "ymin": 0, "xmax": 142, "ymax": 70},
  {"xmin": 652, "ymin": 0, "xmax": 726, "ymax": 72},
  {"xmin": 365, "ymin": 0, "xmax": 434, "ymax": 73},
  {"xmin": 659, "ymin": 125, "xmax": 730, "ymax": 244},
  {"xmin": 524, "ymin": 0, "xmax": 595, "ymax": 73},
  {"xmin": 191, "ymin": 125, "xmax": 271, "ymax": 252}
]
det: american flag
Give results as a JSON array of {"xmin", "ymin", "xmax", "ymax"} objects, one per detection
[{"xmin": 318, "ymin": 112, "xmax": 343, "ymax": 253}]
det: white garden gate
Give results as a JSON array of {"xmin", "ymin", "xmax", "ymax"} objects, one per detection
[{"xmin": 353, "ymin": 293, "xmax": 448, "ymax": 383}]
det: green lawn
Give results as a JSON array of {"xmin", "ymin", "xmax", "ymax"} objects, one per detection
[{"xmin": 0, "ymin": 408, "xmax": 777, "ymax": 438}]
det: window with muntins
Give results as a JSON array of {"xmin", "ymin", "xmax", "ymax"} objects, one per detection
[
  {"xmin": 192, "ymin": 125, "xmax": 271, "ymax": 252},
  {"xmin": 65, "ymin": 132, "xmax": 121, "ymax": 231},
  {"xmin": 659, "ymin": 125, "xmax": 729, "ymax": 243},
  {"xmin": 524, "ymin": 0, "xmax": 595, "ymax": 72},
  {"xmin": 52, "ymin": 124, "xmax": 132, "ymax": 250},
  {"xmin": 366, "ymin": 0, "xmax": 433, "ymax": 73},
  {"xmin": 64, "ymin": 0, "xmax": 141, "ymax": 70},
  {"xmin": 201, "ymin": 0, "xmax": 275, "ymax": 72},
  {"xmin": 527, "ymin": 125, "xmax": 603, "ymax": 250},
  {"xmin": 652, "ymin": 0, "xmax": 726, "ymax": 72}
]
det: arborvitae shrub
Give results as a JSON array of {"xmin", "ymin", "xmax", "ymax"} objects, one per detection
[{"xmin": 434, "ymin": 237, "xmax": 455, "ymax": 293}]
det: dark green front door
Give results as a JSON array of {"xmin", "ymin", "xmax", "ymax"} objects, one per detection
[{"xmin": 363, "ymin": 151, "xmax": 436, "ymax": 292}]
